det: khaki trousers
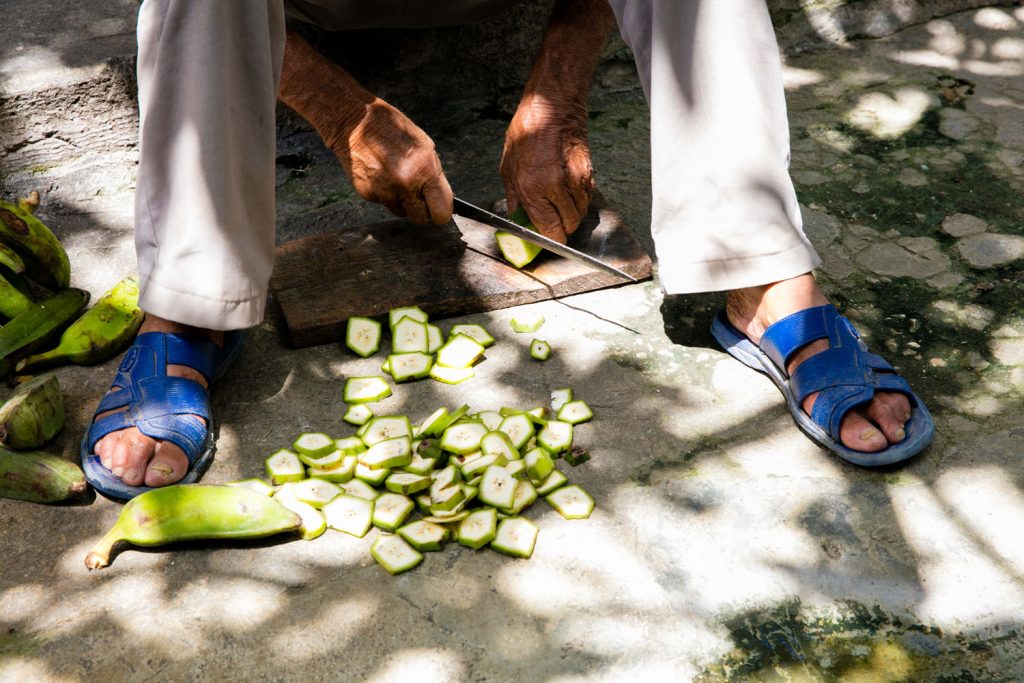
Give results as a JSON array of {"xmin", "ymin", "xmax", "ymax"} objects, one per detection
[{"xmin": 135, "ymin": 0, "xmax": 820, "ymax": 331}]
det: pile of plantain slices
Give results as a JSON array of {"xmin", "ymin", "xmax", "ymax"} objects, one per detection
[{"xmin": 0, "ymin": 192, "xmax": 145, "ymax": 503}]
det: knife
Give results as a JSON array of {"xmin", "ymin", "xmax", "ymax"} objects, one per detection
[{"xmin": 452, "ymin": 197, "xmax": 637, "ymax": 282}]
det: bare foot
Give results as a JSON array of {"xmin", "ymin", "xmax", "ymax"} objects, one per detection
[
  {"xmin": 92, "ymin": 315, "xmax": 223, "ymax": 487},
  {"xmin": 725, "ymin": 273, "xmax": 912, "ymax": 453}
]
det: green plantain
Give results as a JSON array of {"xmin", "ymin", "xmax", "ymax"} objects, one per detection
[
  {"xmin": 16, "ymin": 276, "xmax": 142, "ymax": 374},
  {"xmin": 0, "ymin": 288, "xmax": 90, "ymax": 378},
  {"xmin": 0, "ymin": 197, "xmax": 71, "ymax": 289},
  {"xmin": 0, "ymin": 373, "xmax": 64, "ymax": 449},
  {"xmin": 85, "ymin": 485, "xmax": 302, "ymax": 569},
  {"xmin": 0, "ymin": 242, "xmax": 26, "ymax": 274},
  {"xmin": 0, "ymin": 446, "xmax": 86, "ymax": 503},
  {"xmin": 0, "ymin": 270, "xmax": 33, "ymax": 319}
]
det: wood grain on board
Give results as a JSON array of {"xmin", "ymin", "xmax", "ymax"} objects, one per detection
[{"xmin": 270, "ymin": 195, "xmax": 652, "ymax": 347}]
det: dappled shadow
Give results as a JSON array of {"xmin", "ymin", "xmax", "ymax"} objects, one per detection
[
  {"xmin": 772, "ymin": 0, "xmax": 1020, "ymax": 53},
  {"xmin": 3, "ymin": 2, "xmax": 1024, "ymax": 682}
]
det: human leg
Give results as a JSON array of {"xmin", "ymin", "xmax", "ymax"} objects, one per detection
[
  {"xmin": 608, "ymin": 0, "xmax": 930, "ymax": 459},
  {"xmin": 135, "ymin": 0, "xmax": 285, "ymax": 330},
  {"xmin": 85, "ymin": 0, "xmax": 286, "ymax": 497}
]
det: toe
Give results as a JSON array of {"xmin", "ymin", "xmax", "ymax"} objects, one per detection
[
  {"xmin": 145, "ymin": 440, "xmax": 189, "ymax": 487},
  {"xmin": 838, "ymin": 409, "xmax": 888, "ymax": 452},
  {"xmin": 110, "ymin": 429, "xmax": 158, "ymax": 486},
  {"xmin": 96, "ymin": 434, "xmax": 114, "ymax": 470},
  {"xmin": 865, "ymin": 392, "xmax": 912, "ymax": 444}
]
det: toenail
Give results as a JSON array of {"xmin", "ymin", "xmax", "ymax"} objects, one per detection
[
  {"xmin": 111, "ymin": 467, "xmax": 124, "ymax": 477},
  {"xmin": 903, "ymin": 411, "xmax": 911, "ymax": 421},
  {"xmin": 150, "ymin": 463, "xmax": 173, "ymax": 476},
  {"xmin": 123, "ymin": 469, "xmax": 138, "ymax": 481},
  {"xmin": 859, "ymin": 427, "xmax": 881, "ymax": 442}
]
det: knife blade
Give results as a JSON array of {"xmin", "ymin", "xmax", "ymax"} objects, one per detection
[{"xmin": 452, "ymin": 197, "xmax": 637, "ymax": 282}]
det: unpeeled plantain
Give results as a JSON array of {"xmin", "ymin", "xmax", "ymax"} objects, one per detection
[
  {"xmin": 0, "ymin": 446, "xmax": 86, "ymax": 503},
  {"xmin": 0, "ymin": 196, "xmax": 71, "ymax": 289},
  {"xmin": 0, "ymin": 288, "xmax": 89, "ymax": 377},
  {"xmin": 0, "ymin": 373, "xmax": 64, "ymax": 449},
  {"xmin": 0, "ymin": 242, "xmax": 26, "ymax": 275},
  {"xmin": 85, "ymin": 484, "xmax": 303, "ymax": 569},
  {"xmin": 0, "ymin": 270, "xmax": 33, "ymax": 319},
  {"xmin": 17, "ymin": 276, "xmax": 143, "ymax": 374}
]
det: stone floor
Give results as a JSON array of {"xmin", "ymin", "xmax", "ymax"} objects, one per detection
[{"xmin": 2, "ymin": 3, "xmax": 1024, "ymax": 682}]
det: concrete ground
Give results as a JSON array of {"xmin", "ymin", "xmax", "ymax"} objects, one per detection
[{"xmin": 2, "ymin": 2, "xmax": 1024, "ymax": 681}]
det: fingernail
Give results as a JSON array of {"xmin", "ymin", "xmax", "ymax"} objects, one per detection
[
  {"xmin": 859, "ymin": 427, "xmax": 881, "ymax": 442},
  {"xmin": 893, "ymin": 428, "xmax": 906, "ymax": 441},
  {"xmin": 123, "ymin": 469, "xmax": 138, "ymax": 481}
]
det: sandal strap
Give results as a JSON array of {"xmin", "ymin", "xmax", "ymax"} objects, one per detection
[
  {"xmin": 138, "ymin": 331, "xmax": 223, "ymax": 381},
  {"xmin": 95, "ymin": 386, "xmax": 133, "ymax": 415},
  {"xmin": 763, "ymin": 304, "xmax": 914, "ymax": 442},
  {"xmin": 88, "ymin": 377, "xmax": 211, "ymax": 462},
  {"xmin": 759, "ymin": 304, "xmax": 835, "ymax": 369},
  {"xmin": 85, "ymin": 331, "xmax": 229, "ymax": 465}
]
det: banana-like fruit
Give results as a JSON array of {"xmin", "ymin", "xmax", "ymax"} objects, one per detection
[
  {"xmin": 85, "ymin": 484, "xmax": 303, "ymax": 569},
  {"xmin": 0, "ymin": 270, "xmax": 33, "ymax": 319},
  {"xmin": 0, "ymin": 446, "xmax": 86, "ymax": 503},
  {"xmin": 0, "ymin": 288, "xmax": 90, "ymax": 378},
  {"xmin": 16, "ymin": 276, "xmax": 143, "ymax": 374},
  {"xmin": 0, "ymin": 198, "xmax": 71, "ymax": 289},
  {"xmin": 0, "ymin": 242, "xmax": 26, "ymax": 274},
  {"xmin": 0, "ymin": 373, "xmax": 64, "ymax": 449}
]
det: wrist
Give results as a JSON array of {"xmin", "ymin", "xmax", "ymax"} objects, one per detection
[
  {"xmin": 513, "ymin": 90, "xmax": 588, "ymax": 130},
  {"xmin": 521, "ymin": 0, "xmax": 615, "ymax": 105}
]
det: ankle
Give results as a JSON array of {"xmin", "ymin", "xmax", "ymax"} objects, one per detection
[
  {"xmin": 140, "ymin": 315, "xmax": 224, "ymax": 347},
  {"xmin": 725, "ymin": 285, "xmax": 772, "ymax": 342},
  {"xmin": 725, "ymin": 273, "xmax": 827, "ymax": 344}
]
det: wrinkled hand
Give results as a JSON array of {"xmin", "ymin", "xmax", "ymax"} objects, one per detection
[
  {"xmin": 500, "ymin": 98, "xmax": 594, "ymax": 244},
  {"xmin": 332, "ymin": 99, "xmax": 453, "ymax": 225}
]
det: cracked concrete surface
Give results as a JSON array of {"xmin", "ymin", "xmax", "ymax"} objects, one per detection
[{"xmin": 2, "ymin": 2, "xmax": 1024, "ymax": 681}]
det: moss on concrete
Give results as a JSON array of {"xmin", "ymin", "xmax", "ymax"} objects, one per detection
[{"xmin": 699, "ymin": 598, "xmax": 1020, "ymax": 682}]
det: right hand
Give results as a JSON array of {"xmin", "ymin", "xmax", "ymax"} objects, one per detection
[
  {"xmin": 332, "ymin": 99, "xmax": 453, "ymax": 225},
  {"xmin": 499, "ymin": 95, "xmax": 595, "ymax": 244}
]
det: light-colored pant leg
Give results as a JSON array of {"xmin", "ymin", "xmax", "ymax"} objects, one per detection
[
  {"xmin": 608, "ymin": 0, "xmax": 821, "ymax": 294},
  {"xmin": 135, "ymin": 0, "xmax": 518, "ymax": 331},
  {"xmin": 135, "ymin": 0, "xmax": 286, "ymax": 331}
]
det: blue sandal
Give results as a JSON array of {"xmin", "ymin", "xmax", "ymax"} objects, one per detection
[
  {"xmin": 81, "ymin": 330, "xmax": 243, "ymax": 501},
  {"xmin": 710, "ymin": 304, "xmax": 934, "ymax": 466}
]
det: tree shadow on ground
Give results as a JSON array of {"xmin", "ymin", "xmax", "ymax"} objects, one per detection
[{"xmin": 3, "ymin": 3, "xmax": 1024, "ymax": 682}]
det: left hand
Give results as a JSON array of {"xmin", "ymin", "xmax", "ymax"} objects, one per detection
[{"xmin": 500, "ymin": 96, "xmax": 594, "ymax": 244}]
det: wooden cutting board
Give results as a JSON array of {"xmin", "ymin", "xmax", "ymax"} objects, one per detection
[{"xmin": 270, "ymin": 194, "xmax": 653, "ymax": 347}]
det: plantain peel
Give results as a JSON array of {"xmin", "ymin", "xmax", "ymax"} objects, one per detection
[{"xmin": 85, "ymin": 485, "xmax": 303, "ymax": 569}]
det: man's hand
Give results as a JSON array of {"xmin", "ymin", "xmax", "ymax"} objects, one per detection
[
  {"xmin": 501, "ymin": 96, "xmax": 594, "ymax": 244},
  {"xmin": 500, "ymin": 0, "xmax": 615, "ymax": 243},
  {"xmin": 279, "ymin": 29, "xmax": 452, "ymax": 225},
  {"xmin": 337, "ymin": 99, "xmax": 452, "ymax": 225}
]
